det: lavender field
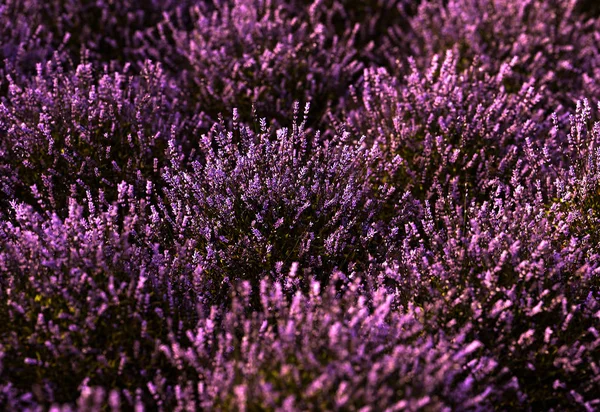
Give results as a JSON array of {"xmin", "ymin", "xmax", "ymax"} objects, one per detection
[{"xmin": 1, "ymin": 0, "xmax": 599, "ymax": 410}]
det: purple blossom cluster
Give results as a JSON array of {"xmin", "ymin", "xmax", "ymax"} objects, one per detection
[{"xmin": 1, "ymin": 0, "xmax": 599, "ymax": 410}]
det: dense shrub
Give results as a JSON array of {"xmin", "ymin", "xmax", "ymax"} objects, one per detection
[
  {"xmin": 0, "ymin": 0, "xmax": 194, "ymax": 74},
  {"xmin": 159, "ymin": 105, "xmax": 417, "ymax": 304},
  {"xmin": 531, "ymin": 99, "xmax": 600, "ymax": 252},
  {"xmin": 299, "ymin": 0, "xmax": 416, "ymax": 66},
  {"xmin": 346, "ymin": 51, "xmax": 545, "ymax": 201},
  {"xmin": 387, "ymin": 0, "xmax": 600, "ymax": 111},
  {"xmin": 0, "ymin": 197, "xmax": 193, "ymax": 406},
  {"xmin": 160, "ymin": 0, "xmax": 363, "ymax": 128},
  {"xmin": 0, "ymin": 58, "xmax": 188, "ymax": 212},
  {"xmin": 399, "ymin": 184, "xmax": 600, "ymax": 409},
  {"xmin": 155, "ymin": 275, "xmax": 496, "ymax": 410}
]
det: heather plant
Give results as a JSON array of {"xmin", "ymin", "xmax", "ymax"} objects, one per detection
[
  {"xmin": 154, "ymin": 274, "xmax": 496, "ymax": 410},
  {"xmin": 0, "ymin": 197, "xmax": 198, "ymax": 407},
  {"xmin": 0, "ymin": 240, "xmax": 494, "ymax": 411},
  {"xmin": 0, "ymin": 57, "xmax": 188, "ymax": 213},
  {"xmin": 159, "ymin": 104, "xmax": 418, "ymax": 305},
  {"xmin": 0, "ymin": 0, "xmax": 194, "ymax": 74},
  {"xmin": 297, "ymin": 0, "xmax": 416, "ymax": 67},
  {"xmin": 529, "ymin": 99, "xmax": 600, "ymax": 253},
  {"xmin": 387, "ymin": 0, "xmax": 600, "ymax": 110},
  {"xmin": 160, "ymin": 0, "xmax": 363, "ymax": 128},
  {"xmin": 395, "ymin": 182, "xmax": 600, "ymax": 409},
  {"xmin": 0, "ymin": 0, "xmax": 59, "ymax": 79},
  {"xmin": 346, "ymin": 51, "xmax": 545, "ymax": 202}
]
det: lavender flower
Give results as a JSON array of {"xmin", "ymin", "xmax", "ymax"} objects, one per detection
[{"xmin": 346, "ymin": 51, "xmax": 544, "ymax": 201}]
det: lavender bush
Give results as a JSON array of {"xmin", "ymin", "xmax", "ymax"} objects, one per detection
[
  {"xmin": 159, "ymin": 104, "xmax": 417, "ymax": 305},
  {"xmin": 399, "ymin": 183, "xmax": 600, "ymax": 408},
  {"xmin": 0, "ymin": 0, "xmax": 193, "ymax": 75},
  {"xmin": 345, "ymin": 51, "xmax": 545, "ymax": 202},
  {"xmin": 298, "ymin": 0, "xmax": 416, "ymax": 66},
  {"xmin": 0, "ymin": 57, "xmax": 190, "ymax": 212},
  {"xmin": 1, "ymin": 0, "xmax": 599, "ymax": 410},
  {"xmin": 387, "ymin": 0, "xmax": 600, "ymax": 112},
  {"xmin": 159, "ymin": 0, "xmax": 363, "ymax": 128}
]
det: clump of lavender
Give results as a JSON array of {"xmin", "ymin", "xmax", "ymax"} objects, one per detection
[
  {"xmin": 0, "ymin": 196, "xmax": 197, "ymax": 407},
  {"xmin": 346, "ymin": 51, "xmax": 544, "ymax": 202},
  {"xmin": 388, "ymin": 0, "xmax": 600, "ymax": 111},
  {"xmin": 395, "ymin": 179, "xmax": 600, "ymax": 409},
  {"xmin": 155, "ymin": 274, "xmax": 495, "ymax": 410},
  {"xmin": 0, "ymin": 229, "xmax": 492, "ymax": 411},
  {"xmin": 160, "ymin": 104, "xmax": 416, "ymax": 305},
  {"xmin": 0, "ymin": 0, "xmax": 193, "ymax": 74},
  {"xmin": 298, "ymin": 0, "xmax": 415, "ymax": 67},
  {"xmin": 531, "ymin": 99, "xmax": 600, "ymax": 253},
  {"xmin": 159, "ymin": 0, "xmax": 363, "ymax": 128},
  {"xmin": 0, "ymin": 0, "xmax": 57, "ymax": 78},
  {"xmin": 0, "ymin": 57, "xmax": 187, "ymax": 212}
]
